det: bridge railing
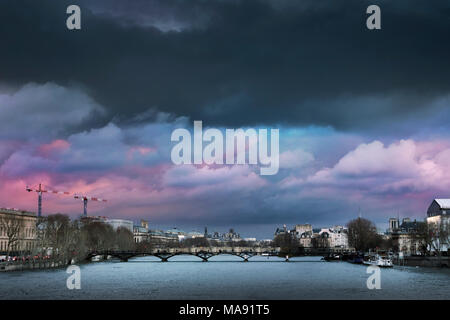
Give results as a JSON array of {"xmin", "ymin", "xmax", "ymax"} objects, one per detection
[
  {"xmin": 151, "ymin": 246, "xmax": 280, "ymax": 254},
  {"xmin": 91, "ymin": 246, "xmax": 281, "ymax": 256}
]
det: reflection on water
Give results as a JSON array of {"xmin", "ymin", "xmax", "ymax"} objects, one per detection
[{"xmin": 1, "ymin": 256, "xmax": 449, "ymax": 300}]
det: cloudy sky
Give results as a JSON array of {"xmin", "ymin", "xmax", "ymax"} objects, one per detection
[{"xmin": 1, "ymin": 0, "xmax": 450, "ymax": 238}]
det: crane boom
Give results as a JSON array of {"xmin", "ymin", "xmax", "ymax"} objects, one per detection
[
  {"xmin": 25, "ymin": 183, "xmax": 71, "ymax": 217},
  {"xmin": 74, "ymin": 194, "xmax": 107, "ymax": 217},
  {"xmin": 26, "ymin": 183, "xmax": 107, "ymax": 217}
]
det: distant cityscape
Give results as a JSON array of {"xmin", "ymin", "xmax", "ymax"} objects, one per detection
[{"xmin": 1, "ymin": 198, "xmax": 448, "ymax": 260}]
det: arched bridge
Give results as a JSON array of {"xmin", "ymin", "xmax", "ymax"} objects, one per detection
[{"xmin": 87, "ymin": 247, "xmax": 282, "ymax": 262}]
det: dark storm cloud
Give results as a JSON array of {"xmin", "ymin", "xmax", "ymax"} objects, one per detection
[{"xmin": 1, "ymin": 0, "xmax": 450, "ymax": 131}]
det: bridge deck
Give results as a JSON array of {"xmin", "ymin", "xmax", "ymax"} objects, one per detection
[{"xmin": 86, "ymin": 247, "xmax": 354, "ymax": 262}]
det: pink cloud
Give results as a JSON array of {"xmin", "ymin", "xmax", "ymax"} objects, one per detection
[
  {"xmin": 37, "ymin": 139, "xmax": 70, "ymax": 158},
  {"xmin": 280, "ymin": 139, "xmax": 450, "ymax": 196}
]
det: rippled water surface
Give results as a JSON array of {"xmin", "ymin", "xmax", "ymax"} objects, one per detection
[{"xmin": 1, "ymin": 256, "xmax": 449, "ymax": 299}]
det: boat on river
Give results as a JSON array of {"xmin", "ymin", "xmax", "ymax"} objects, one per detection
[
  {"xmin": 363, "ymin": 254, "xmax": 393, "ymax": 268},
  {"xmin": 347, "ymin": 255, "xmax": 364, "ymax": 264},
  {"xmin": 91, "ymin": 255, "xmax": 103, "ymax": 262},
  {"xmin": 323, "ymin": 254, "xmax": 341, "ymax": 261}
]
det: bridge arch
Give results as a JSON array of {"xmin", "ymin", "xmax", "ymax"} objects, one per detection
[{"xmin": 86, "ymin": 247, "xmax": 283, "ymax": 263}]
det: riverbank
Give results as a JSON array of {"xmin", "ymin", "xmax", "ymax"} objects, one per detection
[
  {"xmin": 393, "ymin": 256, "xmax": 450, "ymax": 268},
  {"xmin": 324, "ymin": 252, "xmax": 450, "ymax": 269},
  {"xmin": 0, "ymin": 258, "xmax": 73, "ymax": 272}
]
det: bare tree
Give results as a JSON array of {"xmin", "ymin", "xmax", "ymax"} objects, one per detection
[
  {"xmin": 346, "ymin": 217, "xmax": 380, "ymax": 252},
  {"xmin": 116, "ymin": 227, "xmax": 135, "ymax": 251},
  {"xmin": 66, "ymin": 220, "xmax": 85, "ymax": 262},
  {"xmin": 81, "ymin": 221, "xmax": 116, "ymax": 252},
  {"xmin": 273, "ymin": 233, "xmax": 302, "ymax": 256},
  {"xmin": 0, "ymin": 213, "xmax": 24, "ymax": 259},
  {"xmin": 411, "ymin": 222, "xmax": 432, "ymax": 255},
  {"xmin": 31, "ymin": 214, "xmax": 76, "ymax": 264},
  {"xmin": 428, "ymin": 220, "xmax": 449, "ymax": 263},
  {"xmin": 35, "ymin": 216, "xmax": 47, "ymax": 254},
  {"xmin": 48, "ymin": 214, "xmax": 70, "ymax": 251}
]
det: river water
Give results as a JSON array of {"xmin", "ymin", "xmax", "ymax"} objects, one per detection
[{"xmin": 0, "ymin": 256, "xmax": 449, "ymax": 299}]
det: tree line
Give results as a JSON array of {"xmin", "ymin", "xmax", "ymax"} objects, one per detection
[
  {"xmin": 0, "ymin": 213, "xmax": 135, "ymax": 262},
  {"xmin": 1, "ymin": 213, "xmax": 260, "ymax": 261},
  {"xmin": 36, "ymin": 214, "xmax": 135, "ymax": 261}
]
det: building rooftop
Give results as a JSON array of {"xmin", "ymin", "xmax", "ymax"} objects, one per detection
[
  {"xmin": 106, "ymin": 218, "xmax": 133, "ymax": 223},
  {"xmin": 134, "ymin": 226, "xmax": 148, "ymax": 233},
  {"xmin": 434, "ymin": 199, "xmax": 450, "ymax": 209},
  {"xmin": 0, "ymin": 208, "xmax": 36, "ymax": 217},
  {"xmin": 166, "ymin": 228, "xmax": 186, "ymax": 234}
]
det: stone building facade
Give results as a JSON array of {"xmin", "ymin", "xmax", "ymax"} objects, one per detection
[{"xmin": 0, "ymin": 208, "xmax": 37, "ymax": 254}]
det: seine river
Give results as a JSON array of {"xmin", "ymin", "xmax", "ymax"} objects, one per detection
[{"xmin": 1, "ymin": 256, "xmax": 449, "ymax": 299}]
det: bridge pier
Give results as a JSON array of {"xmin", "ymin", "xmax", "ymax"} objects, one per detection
[
  {"xmin": 236, "ymin": 253, "xmax": 252, "ymax": 262},
  {"xmin": 196, "ymin": 252, "xmax": 215, "ymax": 262},
  {"xmin": 155, "ymin": 254, "xmax": 174, "ymax": 262}
]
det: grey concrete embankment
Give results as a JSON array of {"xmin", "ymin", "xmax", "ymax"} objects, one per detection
[
  {"xmin": 0, "ymin": 259, "xmax": 70, "ymax": 272},
  {"xmin": 394, "ymin": 256, "xmax": 450, "ymax": 268}
]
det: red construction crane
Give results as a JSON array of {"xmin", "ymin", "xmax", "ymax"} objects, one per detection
[
  {"xmin": 74, "ymin": 194, "xmax": 107, "ymax": 217},
  {"xmin": 25, "ymin": 183, "xmax": 71, "ymax": 217}
]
